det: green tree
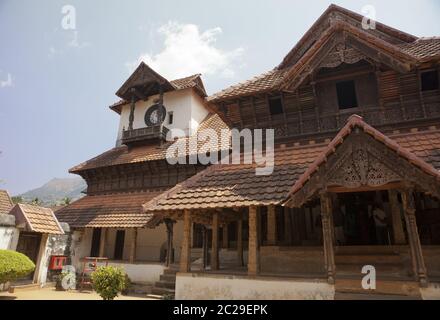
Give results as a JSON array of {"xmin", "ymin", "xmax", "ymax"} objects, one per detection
[
  {"xmin": 30, "ymin": 198, "xmax": 42, "ymax": 206},
  {"xmin": 60, "ymin": 197, "xmax": 72, "ymax": 205},
  {"xmin": 11, "ymin": 196, "xmax": 23, "ymax": 204}
]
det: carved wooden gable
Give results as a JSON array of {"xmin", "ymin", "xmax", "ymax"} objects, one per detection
[
  {"xmin": 289, "ymin": 128, "xmax": 440, "ymax": 207},
  {"xmin": 326, "ymin": 135, "xmax": 402, "ymax": 188},
  {"xmin": 318, "ymin": 43, "xmax": 367, "ymax": 69}
]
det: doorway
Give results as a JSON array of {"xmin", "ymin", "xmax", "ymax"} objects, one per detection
[
  {"xmin": 15, "ymin": 232, "xmax": 42, "ymax": 280},
  {"xmin": 114, "ymin": 230, "xmax": 125, "ymax": 260},
  {"xmin": 335, "ymin": 191, "xmax": 391, "ymax": 246}
]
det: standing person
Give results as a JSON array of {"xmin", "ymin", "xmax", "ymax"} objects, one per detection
[
  {"xmin": 372, "ymin": 203, "xmax": 388, "ymax": 245},
  {"xmin": 333, "ymin": 203, "xmax": 345, "ymax": 245}
]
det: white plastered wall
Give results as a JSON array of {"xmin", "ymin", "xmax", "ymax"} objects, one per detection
[{"xmin": 116, "ymin": 89, "xmax": 209, "ymax": 145}]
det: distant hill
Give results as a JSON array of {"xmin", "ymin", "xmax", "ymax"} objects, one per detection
[{"xmin": 18, "ymin": 177, "xmax": 86, "ymax": 206}]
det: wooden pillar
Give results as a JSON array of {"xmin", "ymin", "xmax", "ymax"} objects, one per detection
[
  {"xmin": 180, "ymin": 210, "xmax": 191, "ymax": 273},
  {"xmin": 388, "ymin": 190, "xmax": 406, "ymax": 245},
  {"xmin": 320, "ymin": 192, "xmax": 336, "ymax": 284},
  {"xmin": 248, "ymin": 206, "xmax": 260, "ymax": 275},
  {"xmin": 99, "ymin": 228, "xmax": 107, "ymax": 257},
  {"xmin": 211, "ymin": 213, "xmax": 219, "ymax": 271},
  {"xmin": 202, "ymin": 226, "xmax": 208, "ymax": 270},
  {"xmin": 222, "ymin": 224, "xmax": 229, "ymax": 249},
  {"xmin": 128, "ymin": 91, "xmax": 135, "ymax": 130},
  {"xmin": 401, "ymin": 187, "xmax": 428, "ymax": 287},
  {"xmin": 284, "ymin": 207, "xmax": 292, "ymax": 245},
  {"xmin": 129, "ymin": 228, "xmax": 137, "ymax": 264},
  {"xmin": 267, "ymin": 205, "xmax": 277, "ymax": 245},
  {"xmin": 165, "ymin": 220, "xmax": 174, "ymax": 267},
  {"xmin": 237, "ymin": 219, "xmax": 244, "ymax": 267},
  {"xmin": 33, "ymin": 234, "xmax": 49, "ymax": 284}
]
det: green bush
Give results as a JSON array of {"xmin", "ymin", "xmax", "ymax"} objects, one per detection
[
  {"xmin": 0, "ymin": 250, "xmax": 35, "ymax": 284},
  {"xmin": 91, "ymin": 266, "xmax": 126, "ymax": 300}
]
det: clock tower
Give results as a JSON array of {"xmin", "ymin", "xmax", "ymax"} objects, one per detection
[{"xmin": 110, "ymin": 62, "xmax": 210, "ymax": 147}]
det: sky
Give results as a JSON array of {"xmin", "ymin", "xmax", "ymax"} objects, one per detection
[{"xmin": 1, "ymin": 0, "xmax": 440, "ymax": 195}]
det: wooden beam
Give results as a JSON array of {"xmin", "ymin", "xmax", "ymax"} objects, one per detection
[
  {"xmin": 212, "ymin": 212, "xmax": 220, "ymax": 271},
  {"xmin": 320, "ymin": 192, "xmax": 336, "ymax": 284},
  {"xmin": 99, "ymin": 228, "xmax": 107, "ymax": 258},
  {"xmin": 248, "ymin": 206, "xmax": 260, "ymax": 276},
  {"xmin": 401, "ymin": 187, "xmax": 428, "ymax": 287},
  {"xmin": 267, "ymin": 205, "xmax": 277, "ymax": 245},
  {"xmin": 180, "ymin": 210, "xmax": 191, "ymax": 273},
  {"xmin": 388, "ymin": 190, "xmax": 406, "ymax": 245},
  {"xmin": 237, "ymin": 219, "xmax": 244, "ymax": 267},
  {"xmin": 129, "ymin": 228, "xmax": 137, "ymax": 264}
]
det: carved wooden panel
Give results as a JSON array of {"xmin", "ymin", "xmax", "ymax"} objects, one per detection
[
  {"xmin": 319, "ymin": 43, "xmax": 366, "ymax": 69},
  {"xmin": 327, "ymin": 146, "xmax": 401, "ymax": 188}
]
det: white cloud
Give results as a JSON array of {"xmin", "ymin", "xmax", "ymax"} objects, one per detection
[
  {"xmin": 0, "ymin": 73, "xmax": 13, "ymax": 88},
  {"xmin": 127, "ymin": 22, "xmax": 244, "ymax": 79}
]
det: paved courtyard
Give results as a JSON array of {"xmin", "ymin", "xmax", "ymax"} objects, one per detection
[{"xmin": 0, "ymin": 287, "xmax": 154, "ymax": 300}]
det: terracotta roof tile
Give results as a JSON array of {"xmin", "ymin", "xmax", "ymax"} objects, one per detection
[
  {"xmin": 11, "ymin": 204, "xmax": 64, "ymax": 235},
  {"xmin": 144, "ymin": 117, "xmax": 440, "ymax": 213},
  {"xmin": 110, "ymin": 74, "xmax": 207, "ymax": 113},
  {"xmin": 56, "ymin": 190, "xmax": 165, "ymax": 228},
  {"xmin": 70, "ymin": 113, "xmax": 229, "ymax": 173},
  {"xmin": 397, "ymin": 38, "xmax": 440, "ymax": 60},
  {"xmin": 208, "ymin": 69, "xmax": 288, "ymax": 103},
  {"xmin": 0, "ymin": 190, "xmax": 13, "ymax": 215}
]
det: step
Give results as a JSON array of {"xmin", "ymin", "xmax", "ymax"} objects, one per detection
[
  {"xmin": 335, "ymin": 292, "xmax": 421, "ymax": 300},
  {"xmin": 336, "ymin": 264, "xmax": 407, "ymax": 277},
  {"xmin": 163, "ymin": 268, "xmax": 178, "ymax": 275},
  {"xmin": 146, "ymin": 294, "xmax": 163, "ymax": 300},
  {"xmin": 335, "ymin": 246, "xmax": 400, "ymax": 255},
  {"xmin": 154, "ymin": 280, "xmax": 176, "ymax": 289},
  {"xmin": 335, "ymin": 278, "xmax": 421, "ymax": 297},
  {"xmin": 151, "ymin": 286, "xmax": 175, "ymax": 296},
  {"xmin": 129, "ymin": 282, "xmax": 153, "ymax": 295},
  {"xmin": 160, "ymin": 274, "xmax": 177, "ymax": 282},
  {"xmin": 335, "ymin": 254, "xmax": 402, "ymax": 265},
  {"xmin": 8, "ymin": 283, "xmax": 40, "ymax": 293}
]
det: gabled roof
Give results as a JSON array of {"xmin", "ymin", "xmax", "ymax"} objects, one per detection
[
  {"xmin": 143, "ymin": 119, "xmax": 440, "ymax": 213},
  {"xmin": 10, "ymin": 204, "xmax": 64, "ymax": 234},
  {"xmin": 110, "ymin": 73, "xmax": 208, "ymax": 114},
  {"xmin": 208, "ymin": 5, "xmax": 439, "ymax": 104},
  {"xmin": 279, "ymin": 19, "xmax": 418, "ymax": 92},
  {"xmin": 288, "ymin": 115, "xmax": 440, "ymax": 200},
  {"xmin": 56, "ymin": 190, "xmax": 164, "ymax": 228},
  {"xmin": 278, "ymin": 4, "xmax": 417, "ymax": 69},
  {"xmin": 0, "ymin": 190, "xmax": 14, "ymax": 214},
  {"xmin": 70, "ymin": 113, "xmax": 229, "ymax": 173},
  {"xmin": 116, "ymin": 62, "xmax": 174, "ymax": 100}
]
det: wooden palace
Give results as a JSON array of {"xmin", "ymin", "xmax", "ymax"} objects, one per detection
[{"xmin": 57, "ymin": 5, "xmax": 440, "ymax": 299}]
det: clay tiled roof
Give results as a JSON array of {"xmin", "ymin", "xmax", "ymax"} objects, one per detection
[
  {"xmin": 70, "ymin": 113, "xmax": 230, "ymax": 173},
  {"xmin": 207, "ymin": 5, "xmax": 439, "ymax": 104},
  {"xmin": 398, "ymin": 38, "xmax": 440, "ymax": 61},
  {"xmin": 289, "ymin": 115, "xmax": 440, "ymax": 197},
  {"xmin": 144, "ymin": 119, "xmax": 440, "ymax": 212},
  {"xmin": 144, "ymin": 144, "xmax": 325, "ymax": 211},
  {"xmin": 0, "ymin": 190, "xmax": 14, "ymax": 214},
  {"xmin": 10, "ymin": 204, "xmax": 64, "ymax": 234},
  {"xmin": 110, "ymin": 74, "xmax": 207, "ymax": 114},
  {"xmin": 55, "ymin": 190, "xmax": 164, "ymax": 228},
  {"xmin": 208, "ymin": 69, "xmax": 288, "ymax": 103}
]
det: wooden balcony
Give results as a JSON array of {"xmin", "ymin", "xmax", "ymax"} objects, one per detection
[{"xmin": 122, "ymin": 125, "xmax": 170, "ymax": 145}]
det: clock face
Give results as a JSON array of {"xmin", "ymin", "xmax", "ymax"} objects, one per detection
[{"xmin": 144, "ymin": 104, "xmax": 166, "ymax": 127}]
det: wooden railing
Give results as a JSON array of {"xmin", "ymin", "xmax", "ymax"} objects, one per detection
[{"xmin": 122, "ymin": 125, "xmax": 170, "ymax": 145}]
